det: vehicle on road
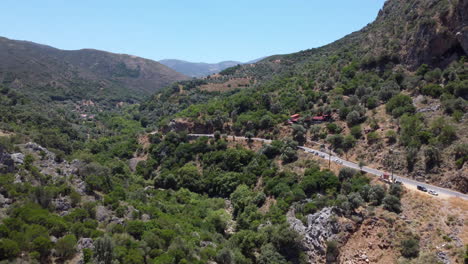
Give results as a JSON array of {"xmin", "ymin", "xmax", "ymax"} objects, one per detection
[
  {"xmin": 417, "ymin": 185, "xmax": 428, "ymax": 192},
  {"xmin": 428, "ymin": 190, "xmax": 438, "ymax": 196},
  {"xmin": 395, "ymin": 180, "xmax": 402, "ymax": 185}
]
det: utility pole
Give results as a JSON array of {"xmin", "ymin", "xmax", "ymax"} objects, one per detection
[{"xmin": 390, "ymin": 148, "xmax": 395, "ymax": 182}]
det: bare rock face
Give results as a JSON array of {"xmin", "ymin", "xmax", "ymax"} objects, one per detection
[
  {"xmin": 95, "ymin": 205, "xmax": 112, "ymax": 222},
  {"xmin": 53, "ymin": 196, "xmax": 72, "ymax": 212},
  {"xmin": 25, "ymin": 142, "xmax": 56, "ymax": 161},
  {"xmin": 77, "ymin": 238, "xmax": 94, "ymax": 250},
  {"xmin": 287, "ymin": 207, "xmax": 341, "ymax": 263},
  {"xmin": 11, "ymin": 153, "xmax": 24, "ymax": 164}
]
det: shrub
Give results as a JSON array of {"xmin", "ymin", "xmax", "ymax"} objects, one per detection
[
  {"xmin": 327, "ymin": 134, "xmax": 344, "ymax": 150},
  {"xmin": 0, "ymin": 239, "xmax": 20, "ymax": 260},
  {"xmin": 346, "ymin": 111, "xmax": 362, "ymax": 126},
  {"xmin": 55, "ymin": 234, "xmax": 77, "ymax": 259},
  {"xmin": 386, "ymin": 94, "xmax": 415, "ymax": 117},
  {"xmin": 385, "ymin": 130, "xmax": 397, "ymax": 144},
  {"xmin": 383, "ymin": 195, "xmax": 401, "ymax": 213},
  {"xmin": 367, "ymin": 132, "xmax": 380, "ymax": 144},
  {"xmin": 350, "ymin": 125, "xmax": 362, "ymax": 139},
  {"xmin": 400, "ymin": 238, "xmax": 420, "ymax": 258},
  {"xmin": 32, "ymin": 236, "xmax": 53, "ymax": 258},
  {"xmin": 367, "ymin": 185, "xmax": 386, "ymax": 205},
  {"xmin": 325, "ymin": 240, "xmax": 340, "ymax": 262},
  {"xmin": 424, "ymin": 146, "xmax": 441, "ymax": 171},
  {"xmin": 338, "ymin": 168, "xmax": 357, "ymax": 182},
  {"xmin": 94, "ymin": 236, "xmax": 114, "ymax": 264},
  {"xmin": 326, "ymin": 123, "xmax": 342, "ymax": 134},
  {"xmin": 421, "ymin": 84, "xmax": 444, "ymax": 98}
]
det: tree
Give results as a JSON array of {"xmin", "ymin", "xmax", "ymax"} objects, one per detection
[
  {"xmin": 327, "ymin": 134, "xmax": 344, "ymax": 150},
  {"xmin": 350, "ymin": 125, "xmax": 362, "ymax": 139},
  {"xmin": 347, "ymin": 192, "xmax": 364, "ymax": 211},
  {"xmin": 368, "ymin": 185, "xmax": 386, "ymax": 205},
  {"xmin": 214, "ymin": 131, "xmax": 221, "ymax": 140},
  {"xmin": 389, "ymin": 184, "xmax": 403, "ymax": 198},
  {"xmin": 358, "ymin": 160, "xmax": 365, "ymax": 171},
  {"xmin": 123, "ymin": 249, "xmax": 145, "ymax": 264},
  {"xmin": 258, "ymin": 243, "xmax": 287, "ymax": 264},
  {"xmin": 405, "ymin": 147, "xmax": 418, "ymax": 172},
  {"xmin": 342, "ymin": 135, "xmax": 356, "ymax": 158},
  {"xmin": 421, "ymin": 84, "xmax": 444, "ymax": 98},
  {"xmin": 424, "ymin": 146, "xmax": 441, "ymax": 172},
  {"xmin": 55, "ymin": 234, "xmax": 77, "ymax": 259},
  {"xmin": 385, "ymin": 94, "xmax": 415, "ymax": 118},
  {"xmin": 0, "ymin": 239, "xmax": 20, "ymax": 260},
  {"xmin": 127, "ymin": 221, "xmax": 146, "ymax": 240},
  {"xmin": 94, "ymin": 236, "xmax": 114, "ymax": 264},
  {"xmin": 338, "ymin": 168, "xmax": 357, "ymax": 182},
  {"xmin": 346, "ymin": 111, "xmax": 362, "ymax": 127},
  {"xmin": 32, "ymin": 236, "xmax": 53, "ymax": 258},
  {"xmin": 310, "ymin": 125, "xmax": 321, "ymax": 140},
  {"xmin": 292, "ymin": 124, "xmax": 306, "ymax": 145},
  {"xmin": 245, "ymin": 132, "xmax": 254, "ymax": 144},
  {"xmin": 383, "ymin": 195, "xmax": 401, "ymax": 213}
]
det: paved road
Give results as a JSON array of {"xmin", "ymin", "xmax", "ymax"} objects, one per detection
[{"xmin": 188, "ymin": 134, "xmax": 468, "ymax": 200}]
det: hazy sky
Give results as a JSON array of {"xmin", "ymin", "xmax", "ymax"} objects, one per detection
[{"xmin": 1, "ymin": 0, "xmax": 386, "ymax": 63}]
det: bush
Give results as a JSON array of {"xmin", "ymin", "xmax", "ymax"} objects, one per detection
[
  {"xmin": 94, "ymin": 236, "xmax": 114, "ymax": 264},
  {"xmin": 346, "ymin": 111, "xmax": 362, "ymax": 126},
  {"xmin": 32, "ymin": 236, "xmax": 53, "ymax": 258},
  {"xmin": 385, "ymin": 130, "xmax": 397, "ymax": 144},
  {"xmin": 325, "ymin": 240, "xmax": 340, "ymax": 262},
  {"xmin": 367, "ymin": 132, "xmax": 380, "ymax": 144},
  {"xmin": 0, "ymin": 239, "xmax": 20, "ymax": 260},
  {"xmin": 338, "ymin": 168, "xmax": 357, "ymax": 182},
  {"xmin": 327, "ymin": 134, "xmax": 344, "ymax": 150},
  {"xmin": 350, "ymin": 125, "xmax": 362, "ymax": 139},
  {"xmin": 421, "ymin": 84, "xmax": 444, "ymax": 98},
  {"xmin": 400, "ymin": 238, "xmax": 420, "ymax": 258},
  {"xmin": 383, "ymin": 195, "xmax": 401, "ymax": 213},
  {"xmin": 424, "ymin": 146, "xmax": 441, "ymax": 171},
  {"xmin": 55, "ymin": 234, "xmax": 77, "ymax": 259},
  {"xmin": 386, "ymin": 94, "xmax": 415, "ymax": 118}
]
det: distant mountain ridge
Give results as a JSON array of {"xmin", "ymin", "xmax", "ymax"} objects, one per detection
[
  {"xmin": 159, "ymin": 57, "xmax": 265, "ymax": 77},
  {"xmin": 0, "ymin": 37, "xmax": 189, "ymax": 102}
]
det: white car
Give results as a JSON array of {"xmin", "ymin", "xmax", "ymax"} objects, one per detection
[{"xmin": 428, "ymin": 190, "xmax": 438, "ymax": 196}]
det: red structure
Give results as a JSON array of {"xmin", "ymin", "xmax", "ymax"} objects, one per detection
[
  {"xmin": 312, "ymin": 114, "xmax": 331, "ymax": 123},
  {"xmin": 288, "ymin": 114, "xmax": 301, "ymax": 124}
]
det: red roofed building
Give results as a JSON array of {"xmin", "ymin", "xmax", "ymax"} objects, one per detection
[{"xmin": 288, "ymin": 114, "xmax": 301, "ymax": 124}]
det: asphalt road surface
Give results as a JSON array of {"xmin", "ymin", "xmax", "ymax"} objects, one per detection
[{"xmin": 188, "ymin": 133, "xmax": 468, "ymax": 200}]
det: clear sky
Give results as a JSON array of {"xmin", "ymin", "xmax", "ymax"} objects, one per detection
[{"xmin": 1, "ymin": 0, "xmax": 386, "ymax": 63}]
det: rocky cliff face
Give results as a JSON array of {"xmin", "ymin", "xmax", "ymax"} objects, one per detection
[
  {"xmin": 287, "ymin": 207, "xmax": 359, "ymax": 264},
  {"xmin": 370, "ymin": 0, "xmax": 468, "ymax": 69}
]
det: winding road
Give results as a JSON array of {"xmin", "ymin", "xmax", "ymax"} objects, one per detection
[{"xmin": 188, "ymin": 133, "xmax": 468, "ymax": 200}]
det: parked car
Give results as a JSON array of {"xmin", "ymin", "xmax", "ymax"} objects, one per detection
[
  {"xmin": 394, "ymin": 180, "xmax": 402, "ymax": 185},
  {"xmin": 417, "ymin": 185, "xmax": 428, "ymax": 192},
  {"xmin": 428, "ymin": 190, "xmax": 438, "ymax": 196}
]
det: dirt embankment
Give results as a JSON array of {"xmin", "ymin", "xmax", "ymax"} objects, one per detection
[{"xmin": 340, "ymin": 190, "xmax": 467, "ymax": 263}]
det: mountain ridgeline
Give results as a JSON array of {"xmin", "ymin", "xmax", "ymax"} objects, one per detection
[
  {"xmin": 159, "ymin": 58, "xmax": 264, "ymax": 77},
  {"xmin": 0, "ymin": 37, "xmax": 189, "ymax": 103}
]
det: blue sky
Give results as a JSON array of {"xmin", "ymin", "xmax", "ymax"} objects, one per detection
[{"xmin": 1, "ymin": 0, "xmax": 386, "ymax": 63}]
